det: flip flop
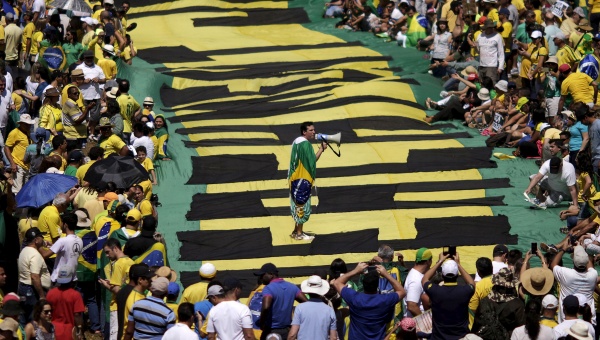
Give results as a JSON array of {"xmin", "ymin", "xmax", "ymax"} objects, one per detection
[{"xmin": 559, "ymin": 227, "xmax": 569, "ymax": 234}]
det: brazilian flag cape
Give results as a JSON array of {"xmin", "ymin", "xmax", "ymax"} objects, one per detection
[
  {"xmin": 406, "ymin": 14, "xmax": 428, "ymax": 47},
  {"xmin": 288, "ymin": 137, "xmax": 316, "ymax": 205},
  {"xmin": 76, "ymin": 228, "xmax": 98, "ymax": 282},
  {"xmin": 133, "ymin": 242, "xmax": 168, "ymax": 267}
]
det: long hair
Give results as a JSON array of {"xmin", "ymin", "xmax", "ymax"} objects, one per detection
[
  {"xmin": 33, "ymin": 299, "xmax": 51, "ymax": 322},
  {"xmin": 524, "ymin": 299, "xmax": 542, "ymax": 339}
]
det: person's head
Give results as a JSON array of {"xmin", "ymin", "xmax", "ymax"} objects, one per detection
[
  {"xmin": 67, "ymin": 86, "xmax": 80, "ymax": 102},
  {"xmin": 118, "ymin": 79, "xmax": 130, "ymax": 93},
  {"xmin": 254, "ymin": 263, "xmax": 279, "ymax": 285},
  {"xmin": 548, "ymin": 139, "xmax": 563, "ymax": 156},
  {"xmin": 0, "ymin": 75, "xmax": 6, "ymax": 94},
  {"xmin": 362, "ymin": 271, "xmax": 379, "ymax": 294},
  {"xmin": 103, "ymin": 0, "xmax": 114, "ymax": 11},
  {"xmin": 141, "ymin": 215, "xmax": 157, "ymax": 235},
  {"xmin": 98, "ymin": 117, "xmax": 114, "ymax": 137},
  {"xmin": 524, "ymin": 298, "xmax": 542, "ymax": 340},
  {"xmin": 70, "ymin": 68, "xmax": 84, "ymax": 85},
  {"xmin": 114, "ymin": 205, "xmax": 129, "ymax": 225},
  {"xmin": 32, "ymin": 299, "xmax": 52, "ymax": 323},
  {"xmin": 136, "ymin": 146, "xmax": 147, "ymax": 162},
  {"xmin": 133, "ymin": 185, "xmax": 144, "ymax": 202},
  {"xmin": 133, "ymin": 122, "xmax": 147, "ymax": 138},
  {"xmin": 129, "ymin": 263, "xmax": 152, "ymax": 289},
  {"xmin": 436, "ymin": 19, "xmax": 448, "ymax": 32},
  {"xmin": 450, "ymin": 0, "xmax": 461, "ymax": 13},
  {"xmin": 377, "ymin": 244, "xmax": 394, "ymax": 262},
  {"xmin": 82, "ymin": 50, "xmax": 94, "ymax": 66},
  {"xmin": 106, "ymin": 100, "xmax": 120, "ymax": 117},
  {"xmin": 206, "ymin": 283, "xmax": 225, "ymax": 305},
  {"xmin": 414, "ymin": 248, "xmax": 433, "ymax": 269},
  {"xmin": 476, "ymin": 257, "xmax": 493, "ymax": 278},
  {"xmin": 300, "ymin": 121, "xmax": 315, "ymax": 140},
  {"xmin": 177, "ymin": 302, "xmax": 194, "ymax": 324},
  {"xmin": 564, "ymin": 295, "xmax": 580, "ymax": 317},
  {"xmin": 483, "ymin": 19, "xmax": 495, "ymax": 34},
  {"xmin": 0, "ymin": 265, "xmax": 6, "ymax": 287},
  {"xmin": 103, "ymin": 238, "xmax": 122, "ymax": 261},
  {"xmin": 51, "ymin": 134, "xmax": 67, "ymax": 152},
  {"xmin": 572, "ymin": 6, "xmax": 585, "ymax": 22},
  {"xmin": 154, "ymin": 115, "xmax": 166, "ymax": 129},
  {"xmin": 530, "ymin": 30, "xmax": 544, "ymax": 46},
  {"xmin": 525, "ymin": 10, "xmax": 536, "ymax": 24},
  {"xmin": 61, "ymin": 212, "xmax": 78, "ymax": 233},
  {"xmin": 441, "ymin": 259, "xmax": 459, "ymax": 282},
  {"xmin": 542, "ymin": 294, "xmax": 559, "ymax": 315},
  {"xmin": 126, "ymin": 208, "xmax": 141, "ymax": 228},
  {"xmin": 499, "ymin": 7, "xmax": 510, "ymax": 21},
  {"xmin": 88, "ymin": 146, "xmax": 104, "ymax": 161},
  {"xmin": 572, "ymin": 245, "xmax": 590, "ymax": 272},
  {"xmin": 222, "ymin": 277, "xmax": 244, "ymax": 299},
  {"xmin": 329, "ymin": 258, "xmax": 347, "ymax": 279},
  {"xmin": 53, "ymin": 193, "xmax": 69, "ymax": 212},
  {"xmin": 493, "ymin": 244, "xmax": 509, "ymax": 261}
]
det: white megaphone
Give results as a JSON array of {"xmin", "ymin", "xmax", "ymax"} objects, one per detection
[{"xmin": 316, "ymin": 132, "xmax": 341, "ymax": 157}]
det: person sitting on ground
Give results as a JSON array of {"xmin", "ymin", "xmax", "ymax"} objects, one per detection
[{"xmin": 524, "ymin": 156, "xmax": 579, "ymax": 208}]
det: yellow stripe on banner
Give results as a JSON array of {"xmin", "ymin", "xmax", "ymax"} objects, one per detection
[
  {"xmin": 208, "ymin": 245, "xmax": 496, "ymax": 276},
  {"xmin": 354, "ymin": 129, "xmax": 444, "ymax": 136},
  {"xmin": 200, "ymin": 206, "xmax": 494, "ymax": 245},
  {"xmin": 188, "ymin": 132, "xmax": 279, "ymax": 141},
  {"xmin": 179, "ymin": 102, "xmax": 425, "ymax": 129},
  {"xmin": 195, "ymin": 140, "xmax": 463, "ymax": 169},
  {"xmin": 129, "ymin": 0, "xmax": 289, "ymax": 17},
  {"xmin": 205, "ymin": 169, "xmax": 483, "ymax": 193}
]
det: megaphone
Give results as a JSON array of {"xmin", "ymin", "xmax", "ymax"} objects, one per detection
[{"xmin": 316, "ymin": 132, "xmax": 341, "ymax": 157}]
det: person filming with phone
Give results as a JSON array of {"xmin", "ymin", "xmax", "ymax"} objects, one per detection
[{"xmin": 421, "ymin": 250, "xmax": 474, "ymax": 340}]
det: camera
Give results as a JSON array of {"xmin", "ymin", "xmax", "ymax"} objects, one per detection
[{"xmin": 150, "ymin": 194, "xmax": 161, "ymax": 207}]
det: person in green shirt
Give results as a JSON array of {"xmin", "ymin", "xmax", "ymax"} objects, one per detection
[
  {"xmin": 62, "ymin": 30, "xmax": 85, "ymax": 69},
  {"xmin": 65, "ymin": 150, "xmax": 84, "ymax": 177}
]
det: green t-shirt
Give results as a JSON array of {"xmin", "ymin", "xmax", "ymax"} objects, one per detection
[
  {"xmin": 543, "ymin": 74, "xmax": 561, "ymax": 98},
  {"xmin": 516, "ymin": 23, "xmax": 532, "ymax": 43},
  {"xmin": 65, "ymin": 165, "xmax": 77, "ymax": 177}
]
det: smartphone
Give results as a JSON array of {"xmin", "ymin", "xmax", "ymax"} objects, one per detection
[
  {"xmin": 540, "ymin": 67, "xmax": 549, "ymax": 73},
  {"xmin": 531, "ymin": 242, "xmax": 537, "ymax": 255},
  {"xmin": 443, "ymin": 246, "xmax": 456, "ymax": 258}
]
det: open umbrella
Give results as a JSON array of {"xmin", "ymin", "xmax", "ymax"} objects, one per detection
[
  {"xmin": 49, "ymin": 0, "xmax": 92, "ymax": 16},
  {"xmin": 83, "ymin": 156, "xmax": 149, "ymax": 189},
  {"xmin": 16, "ymin": 173, "xmax": 78, "ymax": 208}
]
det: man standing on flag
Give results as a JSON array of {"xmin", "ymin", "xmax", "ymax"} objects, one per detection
[{"xmin": 288, "ymin": 122, "xmax": 327, "ymax": 241}]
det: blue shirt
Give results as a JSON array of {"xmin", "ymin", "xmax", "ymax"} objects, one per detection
[
  {"xmin": 291, "ymin": 299, "xmax": 336, "ymax": 340},
  {"xmin": 262, "ymin": 278, "xmax": 302, "ymax": 328},
  {"xmin": 569, "ymin": 121, "xmax": 589, "ymax": 152},
  {"xmin": 423, "ymin": 281, "xmax": 474, "ymax": 340},
  {"xmin": 340, "ymin": 286, "xmax": 399, "ymax": 340},
  {"xmin": 194, "ymin": 300, "xmax": 213, "ymax": 340},
  {"xmin": 129, "ymin": 296, "xmax": 176, "ymax": 339}
]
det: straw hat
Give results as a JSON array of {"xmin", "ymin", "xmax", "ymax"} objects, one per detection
[{"xmin": 520, "ymin": 267, "xmax": 554, "ymax": 296}]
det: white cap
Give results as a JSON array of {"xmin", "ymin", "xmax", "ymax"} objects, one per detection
[
  {"xmin": 573, "ymin": 245, "xmax": 589, "ymax": 269},
  {"xmin": 441, "ymin": 260, "xmax": 459, "ymax": 277},
  {"xmin": 145, "ymin": 122, "xmax": 155, "ymax": 129},
  {"xmin": 542, "ymin": 294, "xmax": 559, "ymax": 309},
  {"xmin": 574, "ymin": 293, "xmax": 588, "ymax": 307},
  {"xmin": 199, "ymin": 263, "xmax": 217, "ymax": 278},
  {"xmin": 56, "ymin": 268, "xmax": 74, "ymax": 284},
  {"xmin": 46, "ymin": 167, "xmax": 64, "ymax": 174},
  {"xmin": 81, "ymin": 17, "xmax": 94, "ymax": 25},
  {"xmin": 104, "ymin": 0, "xmax": 114, "ymax": 4},
  {"xmin": 531, "ymin": 30, "xmax": 543, "ymax": 39}
]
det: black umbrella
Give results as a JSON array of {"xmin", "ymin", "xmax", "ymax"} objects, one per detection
[{"xmin": 83, "ymin": 156, "xmax": 149, "ymax": 189}]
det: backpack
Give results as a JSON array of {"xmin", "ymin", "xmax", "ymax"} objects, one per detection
[
  {"xmin": 473, "ymin": 297, "xmax": 510, "ymax": 340},
  {"xmin": 485, "ymin": 132, "xmax": 509, "ymax": 147},
  {"xmin": 247, "ymin": 288, "xmax": 263, "ymax": 330}
]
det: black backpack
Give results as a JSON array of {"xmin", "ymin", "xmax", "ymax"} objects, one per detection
[{"xmin": 473, "ymin": 297, "xmax": 510, "ymax": 340}]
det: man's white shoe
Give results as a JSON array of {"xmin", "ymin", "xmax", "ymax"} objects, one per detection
[{"xmin": 295, "ymin": 233, "xmax": 314, "ymax": 241}]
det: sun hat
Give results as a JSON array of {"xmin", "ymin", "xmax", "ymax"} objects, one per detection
[
  {"xmin": 542, "ymin": 294, "xmax": 559, "ymax": 309},
  {"xmin": 545, "ymin": 56, "xmax": 559, "ymax": 65},
  {"xmin": 562, "ymin": 110, "xmax": 576, "ymax": 121},
  {"xmin": 489, "ymin": 268, "xmax": 519, "ymax": 302},
  {"xmin": 516, "ymin": 97, "xmax": 529, "ymax": 110},
  {"xmin": 98, "ymin": 117, "xmax": 115, "ymax": 128},
  {"xmin": 568, "ymin": 321, "xmax": 593, "ymax": 340},
  {"xmin": 102, "ymin": 44, "xmax": 116, "ymax": 56},
  {"xmin": 199, "ymin": 263, "xmax": 217, "ymax": 278},
  {"xmin": 477, "ymin": 88, "xmax": 490, "ymax": 101},
  {"xmin": 495, "ymin": 80, "xmax": 508, "ymax": 92},
  {"xmin": 19, "ymin": 114, "xmax": 35, "ymax": 125},
  {"xmin": 520, "ymin": 267, "xmax": 554, "ymax": 296},
  {"xmin": 461, "ymin": 65, "xmax": 478, "ymax": 77},
  {"xmin": 106, "ymin": 87, "xmax": 118, "ymax": 99},
  {"xmin": 0, "ymin": 318, "xmax": 18, "ymax": 337},
  {"xmin": 71, "ymin": 68, "xmax": 84, "ymax": 77},
  {"xmin": 415, "ymin": 248, "xmax": 432, "ymax": 262},
  {"xmin": 441, "ymin": 259, "xmax": 459, "ymax": 277},
  {"xmin": 155, "ymin": 266, "xmax": 177, "ymax": 282},
  {"xmin": 143, "ymin": 97, "xmax": 154, "ymax": 105},
  {"xmin": 301, "ymin": 275, "xmax": 330, "ymax": 296},
  {"xmin": 74, "ymin": 210, "xmax": 91, "ymax": 227}
]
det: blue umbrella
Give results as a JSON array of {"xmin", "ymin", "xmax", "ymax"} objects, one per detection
[{"xmin": 16, "ymin": 173, "xmax": 78, "ymax": 208}]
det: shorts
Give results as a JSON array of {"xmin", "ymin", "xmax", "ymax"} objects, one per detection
[
  {"xmin": 545, "ymin": 97, "xmax": 559, "ymax": 117},
  {"xmin": 85, "ymin": 99, "xmax": 101, "ymax": 123},
  {"xmin": 290, "ymin": 195, "xmax": 311, "ymax": 224}
]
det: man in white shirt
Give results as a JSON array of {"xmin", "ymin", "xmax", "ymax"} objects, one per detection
[
  {"xmin": 207, "ymin": 277, "xmax": 255, "ymax": 340},
  {"xmin": 17, "ymin": 227, "xmax": 51, "ymax": 324},
  {"xmin": 476, "ymin": 19, "xmax": 505, "ymax": 83},
  {"xmin": 162, "ymin": 303, "xmax": 198, "ymax": 339},
  {"xmin": 76, "ymin": 50, "xmax": 106, "ymax": 140},
  {"xmin": 0, "ymin": 75, "xmax": 14, "ymax": 139},
  {"xmin": 525, "ymin": 156, "xmax": 579, "ymax": 208},
  {"xmin": 551, "ymin": 245, "xmax": 598, "ymax": 324},
  {"xmin": 38, "ymin": 212, "xmax": 82, "ymax": 283},
  {"xmin": 474, "ymin": 244, "xmax": 508, "ymax": 281},
  {"xmin": 32, "ymin": 0, "xmax": 46, "ymax": 22},
  {"xmin": 403, "ymin": 248, "xmax": 432, "ymax": 317},
  {"xmin": 554, "ymin": 295, "xmax": 596, "ymax": 338}
]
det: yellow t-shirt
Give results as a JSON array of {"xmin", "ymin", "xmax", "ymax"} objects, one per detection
[
  {"xmin": 39, "ymin": 104, "xmax": 63, "ymax": 133},
  {"xmin": 63, "ymin": 99, "xmax": 87, "ymax": 140},
  {"xmin": 591, "ymin": 0, "xmax": 600, "ymax": 13},
  {"xmin": 441, "ymin": 2, "xmax": 458, "ymax": 32},
  {"xmin": 540, "ymin": 318, "xmax": 558, "ymax": 328},
  {"xmin": 105, "ymin": 256, "xmax": 134, "ymax": 311},
  {"xmin": 22, "ymin": 22, "xmax": 35, "ymax": 52},
  {"xmin": 76, "ymin": 160, "xmax": 95, "ymax": 186},
  {"xmin": 138, "ymin": 157, "xmax": 154, "ymax": 172},
  {"xmin": 577, "ymin": 172, "xmax": 597, "ymax": 202},
  {"xmin": 150, "ymin": 136, "xmax": 159, "ymax": 160},
  {"xmin": 121, "ymin": 46, "xmax": 137, "ymax": 62},
  {"xmin": 18, "ymin": 217, "xmax": 38, "ymax": 246},
  {"xmin": 135, "ymin": 199, "xmax": 153, "ymax": 217},
  {"xmin": 512, "ymin": 0, "xmax": 525, "ymax": 11},
  {"xmin": 92, "ymin": 8, "xmax": 103, "ymax": 21},
  {"xmin": 520, "ymin": 44, "xmax": 548, "ymax": 79},
  {"xmin": 31, "ymin": 31, "xmax": 42, "ymax": 56},
  {"xmin": 0, "ymin": 25, "xmax": 5, "ymax": 52},
  {"xmin": 5, "ymin": 128, "xmax": 32, "ymax": 170},
  {"xmin": 488, "ymin": 8, "xmax": 500, "ymax": 27},
  {"xmin": 534, "ymin": 9, "xmax": 543, "ymax": 24},
  {"xmin": 97, "ymin": 58, "xmax": 117, "ymax": 80},
  {"xmin": 11, "ymin": 92, "xmax": 22, "ymax": 111},
  {"xmin": 180, "ymin": 281, "xmax": 208, "ymax": 304},
  {"xmin": 561, "ymin": 72, "xmax": 595, "ymax": 104},
  {"xmin": 61, "ymin": 84, "xmax": 84, "ymax": 108},
  {"xmin": 99, "ymin": 134, "xmax": 126, "ymax": 158},
  {"xmin": 556, "ymin": 45, "xmax": 579, "ymax": 69},
  {"xmin": 49, "ymin": 151, "xmax": 67, "ymax": 171},
  {"xmin": 116, "ymin": 94, "xmax": 140, "ymax": 134},
  {"xmin": 501, "ymin": 21, "xmax": 513, "ymax": 52},
  {"xmin": 38, "ymin": 205, "xmax": 62, "ymax": 243},
  {"xmin": 124, "ymin": 289, "xmax": 146, "ymax": 335},
  {"xmin": 468, "ymin": 276, "xmax": 493, "ymax": 328}
]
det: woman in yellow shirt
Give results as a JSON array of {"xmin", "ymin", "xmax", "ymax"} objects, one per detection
[
  {"xmin": 516, "ymin": 30, "xmax": 548, "ymax": 100},
  {"xmin": 38, "ymin": 88, "xmax": 63, "ymax": 137}
]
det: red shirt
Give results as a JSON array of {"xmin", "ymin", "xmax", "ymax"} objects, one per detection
[{"xmin": 46, "ymin": 286, "xmax": 85, "ymax": 340}]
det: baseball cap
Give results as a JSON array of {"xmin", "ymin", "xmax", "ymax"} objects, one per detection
[
  {"xmin": 542, "ymin": 294, "xmax": 559, "ymax": 309},
  {"xmin": 56, "ymin": 267, "xmax": 74, "ymax": 284},
  {"xmin": 130, "ymin": 264, "xmax": 153, "ymax": 280},
  {"xmin": 573, "ymin": 245, "xmax": 589, "ymax": 269},
  {"xmin": 441, "ymin": 260, "xmax": 459, "ymax": 277},
  {"xmin": 516, "ymin": 97, "xmax": 529, "ymax": 111},
  {"xmin": 415, "ymin": 248, "xmax": 432, "ymax": 262},
  {"xmin": 68, "ymin": 150, "xmax": 84, "ymax": 163},
  {"xmin": 574, "ymin": 7, "xmax": 586, "ymax": 17},
  {"xmin": 222, "ymin": 277, "xmax": 244, "ymax": 292},
  {"xmin": 3, "ymin": 293, "xmax": 19, "ymax": 303},
  {"xmin": 199, "ymin": 263, "xmax": 217, "ymax": 278},
  {"xmin": 99, "ymin": 192, "xmax": 119, "ymax": 201},
  {"xmin": 530, "ymin": 30, "xmax": 543, "ymax": 39},
  {"xmin": 552, "ymin": 32, "xmax": 566, "ymax": 40},
  {"xmin": 559, "ymin": 63, "xmax": 571, "ymax": 73},
  {"xmin": 25, "ymin": 227, "xmax": 45, "ymax": 242},
  {"xmin": 5, "ymin": 13, "xmax": 14, "ymax": 20},
  {"xmin": 493, "ymin": 244, "xmax": 508, "ymax": 255},
  {"xmin": 498, "ymin": 8, "xmax": 510, "ymax": 17},
  {"xmin": 82, "ymin": 50, "xmax": 94, "ymax": 58},
  {"xmin": 549, "ymin": 156, "xmax": 562, "ymax": 174},
  {"xmin": 126, "ymin": 208, "xmax": 142, "ymax": 222},
  {"xmin": 167, "ymin": 282, "xmax": 180, "ymax": 296},
  {"xmin": 150, "ymin": 277, "xmax": 169, "ymax": 295},
  {"xmin": 104, "ymin": 0, "xmax": 114, "ymax": 4},
  {"xmin": 478, "ymin": 16, "xmax": 487, "ymax": 25},
  {"xmin": 254, "ymin": 263, "xmax": 278, "ymax": 276},
  {"xmin": 207, "ymin": 285, "xmax": 224, "ymax": 297}
]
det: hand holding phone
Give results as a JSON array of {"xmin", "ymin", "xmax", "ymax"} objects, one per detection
[{"xmin": 531, "ymin": 242, "xmax": 537, "ymax": 255}]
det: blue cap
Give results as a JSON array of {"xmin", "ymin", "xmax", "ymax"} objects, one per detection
[
  {"xmin": 499, "ymin": 8, "xmax": 510, "ymax": 17},
  {"xmin": 35, "ymin": 127, "xmax": 48, "ymax": 141},
  {"xmin": 594, "ymin": 33, "xmax": 600, "ymax": 41},
  {"xmin": 167, "ymin": 282, "xmax": 180, "ymax": 296}
]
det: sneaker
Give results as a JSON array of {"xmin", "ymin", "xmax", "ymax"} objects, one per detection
[
  {"xmin": 295, "ymin": 233, "xmax": 315, "ymax": 241},
  {"xmin": 440, "ymin": 91, "xmax": 449, "ymax": 98},
  {"xmin": 540, "ymin": 243, "xmax": 558, "ymax": 254},
  {"xmin": 510, "ymin": 68, "xmax": 518, "ymax": 75},
  {"xmin": 428, "ymin": 70, "xmax": 433, "ymax": 75}
]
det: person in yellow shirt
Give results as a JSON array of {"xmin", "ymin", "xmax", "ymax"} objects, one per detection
[
  {"xmin": 468, "ymin": 258, "xmax": 493, "ymax": 328},
  {"xmin": 136, "ymin": 146, "xmax": 156, "ymax": 201},
  {"xmin": 180, "ymin": 263, "xmax": 218, "ymax": 304},
  {"xmin": 122, "ymin": 264, "xmax": 152, "ymax": 340},
  {"xmin": 39, "ymin": 88, "xmax": 63, "ymax": 137},
  {"xmin": 97, "ymin": 45, "xmax": 117, "ymax": 81},
  {"xmin": 559, "ymin": 64, "xmax": 598, "ymax": 109},
  {"xmin": 133, "ymin": 185, "xmax": 154, "ymax": 218},
  {"xmin": 38, "ymin": 193, "xmax": 70, "ymax": 246},
  {"xmin": 440, "ymin": 0, "xmax": 458, "ymax": 32},
  {"xmin": 499, "ymin": 8, "xmax": 513, "ymax": 53},
  {"xmin": 483, "ymin": 0, "xmax": 500, "ymax": 27},
  {"xmin": 4, "ymin": 114, "xmax": 34, "ymax": 194},
  {"xmin": 116, "ymin": 79, "xmax": 140, "ymax": 139},
  {"xmin": 554, "ymin": 32, "xmax": 579, "ymax": 70},
  {"xmin": 92, "ymin": 0, "xmax": 114, "ymax": 20},
  {"xmin": 21, "ymin": 12, "xmax": 35, "ymax": 66},
  {"xmin": 99, "ymin": 238, "xmax": 134, "ymax": 340},
  {"xmin": 98, "ymin": 117, "xmax": 128, "ymax": 157}
]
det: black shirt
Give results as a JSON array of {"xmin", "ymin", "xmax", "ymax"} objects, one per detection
[
  {"xmin": 123, "ymin": 233, "xmax": 157, "ymax": 258},
  {"xmin": 116, "ymin": 284, "xmax": 135, "ymax": 340},
  {"xmin": 424, "ymin": 281, "xmax": 475, "ymax": 340}
]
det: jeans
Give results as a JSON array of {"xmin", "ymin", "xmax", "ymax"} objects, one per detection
[
  {"xmin": 591, "ymin": 12, "xmax": 600, "ymax": 35},
  {"xmin": 77, "ymin": 281, "xmax": 102, "ymax": 332},
  {"xmin": 18, "ymin": 283, "xmax": 38, "ymax": 325},
  {"xmin": 325, "ymin": 5, "xmax": 344, "ymax": 17},
  {"xmin": 443, "ymin": 76, "xmax": 460, "ymax": 91}
]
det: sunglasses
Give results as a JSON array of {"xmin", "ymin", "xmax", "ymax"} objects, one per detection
[{"xmin": 42, "ymin": 309, "xmax": 52, "ymax": 314}]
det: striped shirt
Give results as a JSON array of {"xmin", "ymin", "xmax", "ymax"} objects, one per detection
[{"xmin": 128, "ymin": 296, "xmax": 175, "ymax": 339}]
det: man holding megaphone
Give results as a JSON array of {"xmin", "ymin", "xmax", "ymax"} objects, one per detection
[{"xmin": 288, "ymin": 122, "xmax": 327, "ymax": 241}]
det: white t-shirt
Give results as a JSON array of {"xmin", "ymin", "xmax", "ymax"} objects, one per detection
[
  {"xmin": 0, "ymin": 89, "xmax": 14, "ymax": 129},
  {"xmin": 32, "ymin": 0, "xmax": 46, "ymax": 19},
  {"xmin": 391, "ymin": 8, "xmax": 403, "ymax": 20},
  {"xmin": 50, "ymin": 234, "xmax": 83, "ymax": 282},
  {"xmin": 26, "ymin": 76, "xmax": 39, "ymax": 94},
  {"xmin": 510, "ymin": 324, "xmax": 555, "ymax": 340},
  {"xmin": 554, "ymin": 319, "xmax": 595, "ymax": 339},
  {"xmin": 403, "ymin": 268, "xmax": 424, "ymax": 317},
  {"xmin": 206, "ymin": 301, "xmax": 253, "ymax": 340},
  {"xmin": 76, "ymin": 63, "xmax": 105, "ymax": 100},
  {"xmin": 539, "ymin": 159, "xmax": 577, "ymax": 195},
  {"xmin": 5, "ymin": 72, "xmax": 13, "ymax": 94},
  {"xmin": 162, "ymin": 323, "xmax": 197, "ymax": 340},
  {"xmin": 553, "ymin": 266, "xmax": 597, "ymax": 324},
  {"xmin": 132, "ymin": 136, "xmax": 155, "ymax": 160},
  {"xmin": 474, "ymin": 260, "xmax": 507, "ymax": 281}
]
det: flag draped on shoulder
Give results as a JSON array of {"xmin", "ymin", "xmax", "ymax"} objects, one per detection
[{"xmin": 288, "ymin": 137, "xmax": 316, "ymax": 205}]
